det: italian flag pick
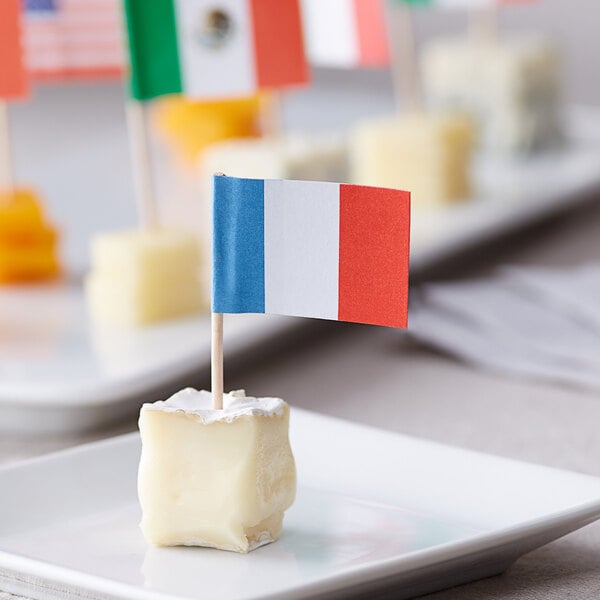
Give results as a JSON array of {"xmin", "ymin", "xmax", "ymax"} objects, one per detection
[{"xmin": 123, "ymin": 0, "xmax": 309, "ymax": 101}]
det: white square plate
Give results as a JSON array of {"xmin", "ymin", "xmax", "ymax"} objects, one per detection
[{"xmin": 2, "ymin": 409, "xmax": 600, "ymax": 600}]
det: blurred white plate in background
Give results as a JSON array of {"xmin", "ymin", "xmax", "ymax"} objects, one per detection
[
  {"xmin": 410, "ymin": 107, "xmax": 600, "ymax": 269},
  {"xmin": 1, "ymin": 409, "xmax": 600, "ymax": 600},
  {"xmin": 0, "ymin": 282, "xmax": 296, "ymax": 434}
]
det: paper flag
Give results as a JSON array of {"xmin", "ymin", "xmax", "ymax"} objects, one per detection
[
  {"xmin": 0, "ymin": 0, "xmax": 28, "ymax": 99},
  {"xmin": 24, "ymin": 0, "xmax": 124, "ymax": 80},
  {"xmin": 213, "ymin": 176, "xmax": 411, "ymax": 328},
  {"xmin": 301, "ymin": 0, "xmax": 390, "ymax": 68},
  {"xmin": 123, "ymin": 0, "xmax": 309, "ymax": 101}
]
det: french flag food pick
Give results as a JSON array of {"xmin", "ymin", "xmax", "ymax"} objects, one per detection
[{"xmin": 213, "ymin": 176, "xmax": 411, "ymax": 329}]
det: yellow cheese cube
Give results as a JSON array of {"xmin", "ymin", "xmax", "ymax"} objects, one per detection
[
  {"xmin": 154, "ymin": 95, "xmax": 262, "ymax": 160},
  {"xmin": 138, "ymin": 389, "xmax": 296, "ymax": 553},
  {"xmin": 85, "ymin": 229, "xmax": 205, "ymax": 327},
  {"xmin": 0, "ymin": 245, "xmax": 59, "ymax": 283},
  {"xmin": 0, "ymin": 189, "xmax": 60, "ymax": 283},
  {"xmin": 350, "ymin": 113, "xmax": 474, "ymax": 206}
]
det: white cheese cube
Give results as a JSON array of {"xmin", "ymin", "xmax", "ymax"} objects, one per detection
[
  {"xmin": 138, "ymin": 389, "xmax": 296, "ymax": 554},
  {"xmin": 422, "ymin": 35, "xmax": 563, "ymax": 154},
  {"xmin": 200, "ymin": 134, "xmax": 348, "ymax": 183},
  {"xmin": 85, "ymin": 229, "xmax": 205, "ymax": 327},
  {"xmin": 350, "ymin": 112, "xmax": 474, "ymax": 206}
]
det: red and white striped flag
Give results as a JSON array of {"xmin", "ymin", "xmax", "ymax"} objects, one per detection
[
  {"xmin": 301, "ymin": 0, "xmax": 390, "ymax": 69},
  {"xmin": 24, "ymin": 0, "xmax": 124, "ymax": 80}
]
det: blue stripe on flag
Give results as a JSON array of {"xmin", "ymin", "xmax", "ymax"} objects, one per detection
[
  {"xmin": 213, "ymin": 176, "xmax": 265, "ymax": 314},
  {"xmin": 25, "ymin": 0, "xmax": 56, "ymax": 11}
]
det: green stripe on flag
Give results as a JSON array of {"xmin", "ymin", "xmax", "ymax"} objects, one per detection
[{"xmin": 123, "ymin": 0, "xmax": 182, "ymax": 100}]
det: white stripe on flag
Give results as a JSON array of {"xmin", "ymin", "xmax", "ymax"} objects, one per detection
[
  {"xmin": 264, "ymin": 180, "xmax": 340, "ymax": 320},
  {"xmin": 302, "ymin": 0, "xmax": 358, "ymax": 68},
  {"xmin": 174, "ymin": 0, "xmax": 256, "ymax": 99}
]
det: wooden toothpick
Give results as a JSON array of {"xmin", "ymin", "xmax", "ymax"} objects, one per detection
[
  {"xmin": 260, "ymin": 92, "xmax": 284, "ymax": 138},
  {"xmin": 211, "ymin": 312, "xmax": 224, "ymax": 410},
  {"xmin": 211, "ymin": 173, "xmax": 226, "ymax": 410},
  {"xmin": 385, "ymin": 3, "xmax": 424, "ymax": 114},
  {"xmin": 126, "ymin": 100, "xmax": 159, "ymax": 229},
  {"xmin": 0, "ymin": 101, "xmax": 15, "ymax": 198}
]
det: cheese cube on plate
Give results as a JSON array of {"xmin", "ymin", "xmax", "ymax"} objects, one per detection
[
  {"xmin": 422, "ymin": 36, "xmax": 562, "ymax": 154},
  {"xmin": 138, "ymin": 389, "xmax": 296, "ymax": 553},
  {"xmin": 0, "ymin": 189, "xmax": 60, "ymax": 283},
  {"xmin": 350, "ymin": 113, "xmax": 474, "ymax": 207},
  {"xmin": 85, "ymin": 229, "xmax": 205, "ymax": 327}
]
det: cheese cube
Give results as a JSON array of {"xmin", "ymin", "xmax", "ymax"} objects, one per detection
[
  {"xmin": 422, "ymin": 36, "xmax": 563, "ymax": 154},
  {"xmin": 0, "ymin": 245, "xmax": 59, "ymax": 283},
  {"xmin": 0, "ymin": 189, "xmax": 45, "ymax": 231},
  {"xmin": 200, "ymin": 133, "xmax": 348, "ymax": 187},
  {"xmin": 0, "ymin": 190, "xmax": 60, "ymax": 283},
  {"xmin": 138, "ymin": 389, "xmax": 296, "ymax": 553},
  {"xmin": 155, "ymin": 95, "xmax": 262, "ymax": 160},
  {"xmin": 350, "ymin": 113, "xmax": 474, "ymax": 206},
  {"xmin": 85, "ymin": 229, "xmax": 205, "ymax": 327}
]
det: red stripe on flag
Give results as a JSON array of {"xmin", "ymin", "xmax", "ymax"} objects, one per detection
[
  {"xmin": 31, "ymin": 66, "xmax": 123, "ymax": 81},
  {"xmin": 353, "ymin": 0, "xmax": 391, "ymax": 68},
  {"xmin": 250, "ymin": 0, "xmax": 309, "ymax": 90},
  {"xmin": 0, "ymin": 0, "xmax": 28, "ymax": 99},
  {"xmin": 338, "ymin": 185, "xmax": 410, "ymax": 328}
]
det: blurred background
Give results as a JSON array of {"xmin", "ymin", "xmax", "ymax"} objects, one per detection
[
  {"xmin": 7, "ymin": 0, "xmax": 600, "ymax": 271},
  {"xmin": 2, "ymin": 0, "xmax": 600, "ymax": 444}
]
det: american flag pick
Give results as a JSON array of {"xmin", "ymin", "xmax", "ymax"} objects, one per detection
[{"xmin": 24, "ymin": 0, "xmax": 124, "ymax": 80}]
